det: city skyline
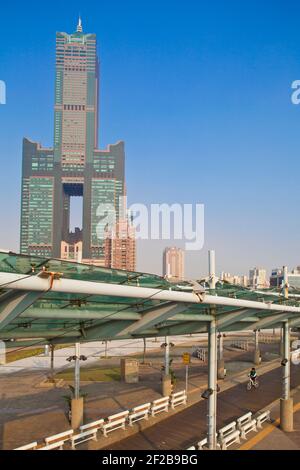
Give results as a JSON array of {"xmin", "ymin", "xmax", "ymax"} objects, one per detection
[{"xmin": 1, "ymin": 1, "xmax": 300, "ymax": 278}]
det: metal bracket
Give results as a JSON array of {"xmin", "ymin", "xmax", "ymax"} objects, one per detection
[{"xmin": 38, "ymin": 267, "xmax": 63, "ymax": 289}]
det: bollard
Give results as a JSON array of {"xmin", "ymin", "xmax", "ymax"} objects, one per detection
[
  {"xmin": 162, "ymin": 375, "xmax": 172, "ymax": 396},
  {"xmin": 71, "ymin": 397, "xmax": 84, "ymax": 430},
  {"xmin": 280, "ymin": 398, "xmax": 294, "ymax": 432}
]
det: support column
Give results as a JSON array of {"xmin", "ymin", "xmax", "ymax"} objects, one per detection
[
  {"xmin": 279, "ymin": 328, "xmax": 284, "ymax": 356},
  {"xmin": 162, "ymin": 336, "xmax": 172, "ymax": 396},
  {"xmin": 253, "ymin": 329, "xmax": 261, "ymax": 365},
  {"xmin": 208, "ymin": 250, "xmax": 216, "ymax": 289},
  {"xmin": 71, "ymin": 342, "xmax": 83, "ymax": 429},
  {"xmin": 0, "ymin": 341, "xmax": 6, "ymax": 365},
  {"xmin": 280, "ymin": 321, "xmax": 293, "ymax": 432},
  {"xmin": 164, "ymin": 336, "xmax": 170, "ymax": 376},
  {"xmin": 50, "ymin": 344, "xmax": 55, "ymax": 382},
  {"xmin": 208, "ymin": 317, "xmax": 217, "ymax": 450},
  {"xmin": 142, "ymin": 338, "xmax": 146, "ymax": 364},
  {"xmin": 217, "ymin": 333, "xmax": 225, "ymax": 379}
]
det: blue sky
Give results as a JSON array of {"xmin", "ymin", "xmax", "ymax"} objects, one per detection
[{"xmin": 0, "ymin": 0, "xmax": 300, "ymax": 278}]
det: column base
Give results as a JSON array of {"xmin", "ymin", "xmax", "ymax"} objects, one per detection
[
  {"xmin": 280, "ymin": 398, "xmax": 294, "ymax": 432},
  {"xmin": 162, "ymin": 375, "xmax": 173, "ymax": 396},
  {"xmin": 217, "ymin": 359, "xmax": 225, "ymax": 380},
  {"xmin": 71, "ymin": 397, "xmax": 84, "ymax": 430},
  {"xmin": 253, "ymin": 349, "xmax": 261, "ymax": 365}
]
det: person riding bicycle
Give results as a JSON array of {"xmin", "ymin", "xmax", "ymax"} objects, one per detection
[{"xmin": 249, "ymin": 367, "xmax": 257, "ymax": 385}]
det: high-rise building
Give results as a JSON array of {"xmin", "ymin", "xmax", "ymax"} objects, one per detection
[
  {"xmin": 20, "ymin": 20, "xmax": 125, "ymax": 265},
  {"xmin": 220, "ymin": 272, "xmax": 249, "ymax": 286},
  {"xmin": 270, "ymin": 266, "xmax": 300, "ymax": 289},
  {"xmin": 163, "ymin": 247, "xmax": 184, "ymax": 282},
  {"xmin": 104, "ymin": 218, "xmax": 136, "ymax": 271},
  {"xmin": 249, "ymin": 267, "xmax": 268, "ymax": 289}
]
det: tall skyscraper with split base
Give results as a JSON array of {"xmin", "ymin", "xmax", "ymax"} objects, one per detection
[{"xmin": 20, "ymin": 19, "xmax": 125, "ymax": 265}]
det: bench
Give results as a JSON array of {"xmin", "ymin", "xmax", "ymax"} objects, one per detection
[
  {"xmin": 15, "ymin": 441, "xmax": 38, "ymax": 450},
  {"xmin": 240, "ymin": 419, "xmax": 257, "ymax": 440},
  {"xmin": 151, "ymin": 397, "xmax": 169, "ymax": 416},
  {"xmin": 129, "ymin": 403, "xmax": 151, "ymax": 426},
  {"xmin": 218, "ymin": 421, "xmax": 237, "ymax": 442},
  {"xmin": 71, "ymin": 428, "xmax": 98, "ymax": 449},
  {"xmin": 198, "ymin": 435, "xmax": 220, "ymax": 450},
  {"xmin": 80, "ymin": 418, "xmax": 104, "ymax": 434},
  {"xmin": 45, "ymin": 429, "xmax": 73, "ymax": 447},
  {"xmin": 237, "ymin": 412, "xmax": 252, "ymax": 430},
  {"xmin": 38, "ymin": 440, "xmax": 65, "ymax": 450},
  {"xmin": 256, "ymin": 410, "xmax": 271, "ymax": 429},
  {"xmin": 221, "ymin": 430, "xmax": 241, "ymax": 450},
  {"xmin": 170, "ymin": 390, "xmax": 187, "ymax": 409},
  {"xmin": 102, "ymin": 411, "xmax": 129, "ymax": 437}
]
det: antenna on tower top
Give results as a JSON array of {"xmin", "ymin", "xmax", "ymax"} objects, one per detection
[{"xmin": 77, "ymin": 16, "xmax": 83, "ymax": 33}]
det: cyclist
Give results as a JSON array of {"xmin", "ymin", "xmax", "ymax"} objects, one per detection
[{"xmin": 248, "ymin": 367, "xmax": 257, "ymax": 386}]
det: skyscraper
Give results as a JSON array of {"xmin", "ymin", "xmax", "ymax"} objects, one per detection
[
  {"xmin": 249, "ymin": 267, "xmax": 268, "ymax": 289},
  {"xmin": 163, "ymin": 247, "xmax": 185, "ymax": 281},
  {"xmin": 20, "ymin": 20, "xmax": 125, "ymax": 265},
  {"xmin": 104, "ymin": 218, "xmax": 136, "ymax": 271}
]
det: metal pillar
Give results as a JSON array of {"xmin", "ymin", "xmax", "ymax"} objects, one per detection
[
  {"xmin": 218, "ymin": 333, "xmax": 225, "ymax": 379},
  {"xmin": 254, "ymin": 329, "xmax": 261, "ymax": 365},
  {"xmin": 282, "ymin": 322, "xmax": 290, "ymax": 400},
  {"xmin": 219, "ymin": 333, "xmax": 224, "ymax": 360},
  {"xmin": 74, "ymin": 342, "xmax": 80, "ymax": 399},
  {"xmin": 208, "ymin": 317, "xmax": 217, "ymax": 450},
  {"xmin": 208, "ymin": 250, "xmax": 216, "ymax": 289},
  {"xmin": 280, "ymin": 321, "xmax": 293, "ymax": 432},
  {"xmin": 142, "ymin": 338, "xmax": 146, "ymax": 364},
  {"xmin": 50, "ymin": 344, "xmax": 55, "ymax": 381},
  {"xmin": 283, "ymin": 266, "xmax": 289, "ymax": 300},
  {"xmin": 165, "ymin": 336, "xmax": 170, "ymax": 376}
]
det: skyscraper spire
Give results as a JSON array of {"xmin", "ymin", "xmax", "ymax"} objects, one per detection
[{"xmin": 77, "ymin": 16, "xmax": 83, "ymax": 33}]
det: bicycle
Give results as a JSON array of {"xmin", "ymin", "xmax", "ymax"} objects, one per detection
[{"xmin": 247, "ymin": 377, "xmax": 259, "ymax": 390}]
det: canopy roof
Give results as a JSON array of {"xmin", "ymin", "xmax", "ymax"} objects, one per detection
[{"xmin": 0, "ymin": 251, "xmax": 300, "ymax": 348}]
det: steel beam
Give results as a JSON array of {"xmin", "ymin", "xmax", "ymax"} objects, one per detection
[
  {"xmin": 114, "ymin": 302, "xmax": 190, "ymax": 336},
  {"xmin": 0, "ymin": 290, "xmax": 43, "ymax": 330},
  {"xmin": 2, "ymin": 272, "xmax": 300, "ymax": 314}
]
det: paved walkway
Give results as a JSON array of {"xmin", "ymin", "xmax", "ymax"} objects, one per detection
[
  {"xmin": 103, "ymin": 363, "xmax": 300, "ymax": 450},
  {"xmin": 238, "ymin": 387, "xmax": 300, "ymax": 450}
]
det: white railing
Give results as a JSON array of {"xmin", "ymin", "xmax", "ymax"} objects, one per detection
[{"xmin": 231, "ymin": 340, "xmax": 249, "ymax": 351}]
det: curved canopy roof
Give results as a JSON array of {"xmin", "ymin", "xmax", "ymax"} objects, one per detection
[{"xmin": 0, "ymin": 251, "xmax": 300, "ymax": 348}]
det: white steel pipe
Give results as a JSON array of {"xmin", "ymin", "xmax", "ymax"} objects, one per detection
[
  {"xmin": 208, "ymin": 317, "xmax": 217, "ymax": 450},
  {"xmin": 208, "ymin": 250, "xmax": 216, "ymax": 289},
  {"xmin": 283, "ymin": 321, "xmax": 290, "ymax": 400},
  {"xmin": 165, "ymin": 336, "xmax": 170, "ymax": 376},
  {"xmin": 1, "ymin": 273, "xmax": 300, "ymax": 314},
  {"xmin": 75, "ymin": 342, "xmax": 80, "ymax": 400}
]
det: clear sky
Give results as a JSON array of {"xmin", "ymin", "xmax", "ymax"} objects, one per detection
[{"xmin": 0, "ymin": 0, "xmax": 300, "ymax": 278}]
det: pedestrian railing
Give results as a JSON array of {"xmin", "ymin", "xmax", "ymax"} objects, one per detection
[
  {"xmin": 231, "ymin": 340, "xmax": 249, "ymax": 351},
  {"xmin": 195, "ymin": 348, "xmax": 207, "ymax": 362}
]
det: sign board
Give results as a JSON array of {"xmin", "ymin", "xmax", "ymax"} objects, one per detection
[{"xmin": 182, "ymin": 352, "xmax": 191, "ymax": 365}]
